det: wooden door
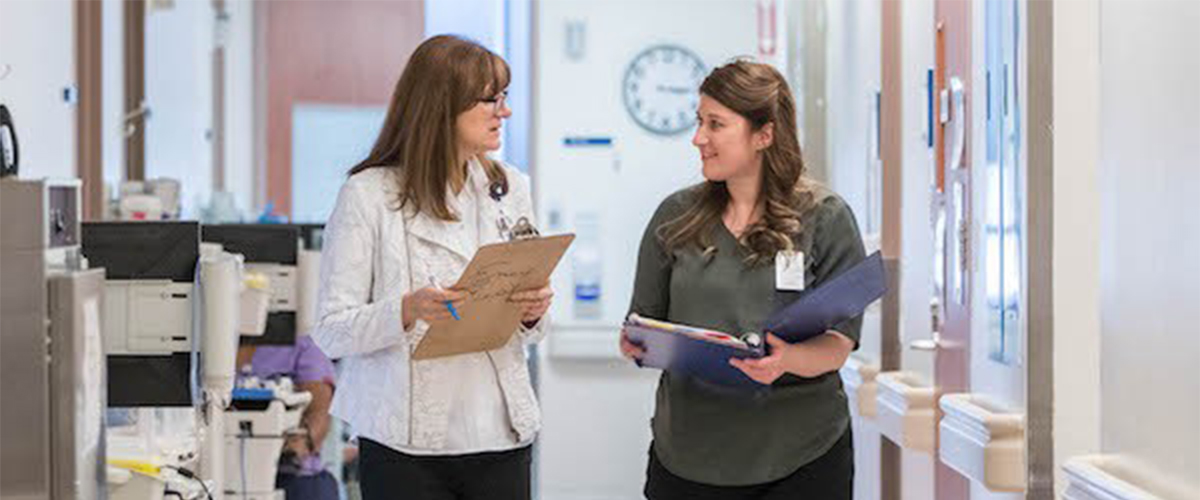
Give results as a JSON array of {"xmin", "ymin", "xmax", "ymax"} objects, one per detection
[
  {"xmin": 931, "ymin": 0, "xmax": 973, "ymax": 498},
  {"xmin": 261, "ymin": 0, "xmax": 424, "ymax": 218}
]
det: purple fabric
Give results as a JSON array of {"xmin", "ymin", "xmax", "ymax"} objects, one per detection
[
  {"xmin": 276, "ymin": 452, "xmax": 327, "ymax": 479},
  {"xmin": 248, "ymin": 335, "xmax": 336, "ymax": 476},
  {"xmin": 250, "ymin": 335, "xmax": 336, "ymax": 386}
]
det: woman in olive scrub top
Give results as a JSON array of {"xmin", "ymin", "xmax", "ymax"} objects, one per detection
[{"xmin": 619, "ymin": 60, "xmax": 867, "ymax": 499}]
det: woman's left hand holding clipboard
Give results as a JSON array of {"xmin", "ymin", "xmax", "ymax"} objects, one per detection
[{"xmin": 509, "ymin": 281, "xmax": 553, "ymax": 325}]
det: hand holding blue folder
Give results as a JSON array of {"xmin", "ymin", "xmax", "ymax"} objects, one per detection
[{"xmin": 624, "ymin": 251, "xmax": 887, "ymax": 389}]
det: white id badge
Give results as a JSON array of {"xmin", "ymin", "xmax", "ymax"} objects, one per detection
[{"xmin": 775, "ymin": 251, "xmax": 805, "ymax": 291}]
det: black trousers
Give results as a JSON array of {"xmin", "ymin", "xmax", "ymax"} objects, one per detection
[
  {"xmin": 358, "ymin": 438, "xmax": 532, "ymax": 500},
  {"xmin": 276, "ymin": 470, "xmax": 340, "ymax": 500},
  {"xmin": 645, "ymin": 428, "xmax": 854, "ymax": 500}
]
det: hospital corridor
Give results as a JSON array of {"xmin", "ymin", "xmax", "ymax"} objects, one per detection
[{"xmin": 0, "ymin": 0, "xmax": 1197, "ymax": 499}]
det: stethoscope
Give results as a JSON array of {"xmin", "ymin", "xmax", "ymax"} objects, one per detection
[{"xmin": 488, "ymin": 180, "xmax": 538, "ymax": 241}]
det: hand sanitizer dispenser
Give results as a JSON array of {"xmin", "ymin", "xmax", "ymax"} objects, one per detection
[{"xmin": 572, "ymin": 212, "xmax": 602, "ymax": 320}]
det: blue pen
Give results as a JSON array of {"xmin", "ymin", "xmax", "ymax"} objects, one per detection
[{"xmin": 429, "ymin": 276, "xmax": 461, "ymax": 321}]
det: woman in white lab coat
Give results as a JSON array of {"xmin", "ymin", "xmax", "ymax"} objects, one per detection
[{"xmin": 309, "ymin": 34, "xmax": 553, "ymax": 500}]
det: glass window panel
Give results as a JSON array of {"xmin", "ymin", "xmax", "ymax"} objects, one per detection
[
  {"xmin": 986, "ymin": 0, "xmax": 1024, "ymax": 364},
  {"xmin": 291, "ymin": 104, "xmax": 386, "ymax": 224}
]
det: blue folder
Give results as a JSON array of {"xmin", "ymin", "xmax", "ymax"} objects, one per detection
[
  {"xmin": 624, "ymin": 251, "xmax": 887, "ymax": 389},
  {"xmin": 623, "ymin": 318, "xmax": 767, "ymax": 389}
]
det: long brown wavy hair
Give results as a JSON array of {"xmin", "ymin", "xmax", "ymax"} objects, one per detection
[
  {"xmin": 659, "ymin": 60, "xmax": 817, "ymax": 265},
  {"xmin": 349, "ymin": 35, "xmax": 509, "ymax": 221}
]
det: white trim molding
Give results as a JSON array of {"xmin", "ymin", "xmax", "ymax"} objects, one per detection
[
  {"xmin": 841, "ymin": 353, "xmax": 881, "ymax": 419},
  {"xmin": 1064, "ymin": 456, "xmax": 1160, "ymax": 500},
  {"xmin": 1062, "ymin": 455, "xmax": 1200, "ymax": 500},
  {"xmin": 937, "ymin": 393, "xmax": 1025, "ymax": 492},
  {"xmin": 875, "ymin": 371, "xmax": 938, "ymax": 454}
]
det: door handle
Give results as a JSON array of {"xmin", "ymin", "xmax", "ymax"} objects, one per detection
[
  {"xmin": 909, "ymin": 333, "xmax": 943, "ymax": 352},
  {"xmin": 123, "ymin": 101, "xmax": 151, "ymax": 138},
  {"xmin": 947, "ymin": 76, "xmax": 966, "ymax": 171},
  {"xmin": 910, "ymin": 296, "xmax": 943, "ymax": 352}
]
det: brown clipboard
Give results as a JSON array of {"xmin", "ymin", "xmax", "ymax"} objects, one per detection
[{"xmin": 412, "ymin": 233, "xmax": 575, "ymax": 360}]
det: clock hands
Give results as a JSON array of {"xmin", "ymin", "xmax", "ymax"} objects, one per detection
[{"xmin": 655, "ymin": 85, "xmax": 693, "ymax": 95}]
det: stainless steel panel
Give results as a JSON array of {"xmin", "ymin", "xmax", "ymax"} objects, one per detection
[
  {"xmin": 1026, "ymin": 0, "xmax": 1055, "ymax": 496},
  {"xmin": 0, "ymin": 249, "xmax": 43, "ymax": 315},
  {"xmin": 0, "ymin": 178, "xmax": 80, "ymax": 500},
  {"xmin": 49, "ymin": 269, "xmax": 107, "ymax": 500},
  {"xmin": 0, "ymin": 306, "xmax": 50, "ymax": 500},
  {"xmin": 0, "ymin": 201, "xmax": 50, "ymax": 499},
  {"xmin": 0, "ymin": 179, "xmax": 47, "ymax": 252}
]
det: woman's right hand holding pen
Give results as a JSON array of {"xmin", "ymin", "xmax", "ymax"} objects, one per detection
[{"xmin": 401, "ymin": 286, "xmax": 466, "ymax": 330}]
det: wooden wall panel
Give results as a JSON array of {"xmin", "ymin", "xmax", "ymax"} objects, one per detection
[
  {"xmin": 264, "ymin": 0, "xmax": 424, "ymax": 217},
  {"xmin": 76, "ymin": 0, "xmax": 103, "ymax": 220},
  {"xmin": 933, "ymin": 0, "xmax": 972, "ymax": 497}
]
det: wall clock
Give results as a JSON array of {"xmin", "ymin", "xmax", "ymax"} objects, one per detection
[{"xmin": 622, "ymin": 44, "xmax": 707, "ymax": 136}]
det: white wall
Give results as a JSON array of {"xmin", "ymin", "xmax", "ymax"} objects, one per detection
[
  {"xmin": 822, "ymin": 3, "xmax": 890, "ymax": 500},
  {"xmin": 0, "ymin": 0, "xmax": 76, "ymax": 181},
  {"xmin": 1097, "ymin": 0, "xmax": 1200, "ymax": 497},
  {"xmin": 824, "ymin": 0, "xmax": 881, "ymax": 234},
  {"xmin": 824, "ymin": 0, "xmax": 884, "ymax": 365},
  {"xmin": 897, "ymin": 0, "xmax": 936, "ymax": 401},
  {"xmin": 533, "ymin": 1, "xmax": 758, "ymax": 498},
  {"xmin": 896, "ymin": 1, "xmax": 937, "ymax": 498},
  {"xmin": 1052, "ymin": 0, "xmax": 1103, "ymax": 494},
  {"xmin": 102, "ymin": 0, "xmax": 125, "ymax": 192},
  {"xmin": 144, "ymin": 0, "xmax": 213, "ymax": 217},
  {"xmin": 425, "ymin": 0, "xmax": 506, "ymax": 54},
  {"xmin": 223, "ymin": 0, "xmax": 256, "ymax": 216}
]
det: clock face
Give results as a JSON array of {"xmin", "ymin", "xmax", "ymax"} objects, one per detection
[{"xmin": 622, "ymin": 45, "xmax": 707, "ymax": 136}]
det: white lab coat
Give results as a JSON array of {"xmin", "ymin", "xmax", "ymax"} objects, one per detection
[{"xmin": 310, "ymin": 159, "xmax": 547, "ymax": 452}]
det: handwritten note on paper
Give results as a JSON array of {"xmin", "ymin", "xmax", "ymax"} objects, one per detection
[
  {"xmin": 457, "ymin": 260, "xmax": 539, "ymax": 302},
  {"xmin": 412, "ymin": 234, "xmax": 575, "ymax": 360}
]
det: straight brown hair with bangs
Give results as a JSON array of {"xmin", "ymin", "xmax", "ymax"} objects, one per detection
[
  {"xmin": 659, "ymin": 60, "xmax": 818, "ymax": 265},
  {"xmin": 349, "ymin": 34, "xmax": 509, "ymax": 221}
]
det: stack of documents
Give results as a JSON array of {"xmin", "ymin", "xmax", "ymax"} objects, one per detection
[
  {"xmin": 624, "ymin": 314, "xmax": 767, "ymax": 388},
  {"xmin": 624, "ymin": 251, "xmax": 887, "ymax": 389}
]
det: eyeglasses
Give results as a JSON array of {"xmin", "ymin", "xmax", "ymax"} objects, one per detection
[{"xmin": 478, "ymin": 91, "xmax": 508, "ymax": 115}]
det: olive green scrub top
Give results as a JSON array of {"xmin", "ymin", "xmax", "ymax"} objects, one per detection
[{"xmin": 628, "ymin": 183, "xmax": 867, "ymax": 486}]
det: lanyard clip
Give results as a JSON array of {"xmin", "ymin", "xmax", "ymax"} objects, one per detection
[
  {"xmin": 509, "ymin": 216, "xmax": 540, "ymax": 241},
  {"xmin": 497, "ymin": 209, "xmax": 539, "ymax": 242}
]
